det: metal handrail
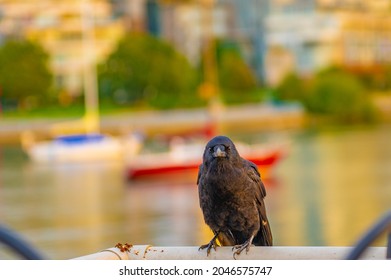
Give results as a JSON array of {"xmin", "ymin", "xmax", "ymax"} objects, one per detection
[
  {"xmin": 73, "ymin": 245, "xmax": 387, "ymax": 260},
  {"xmin": 345, "ymin": 211, "xmax": 391, "ymax": 260},
  {"xmin": 2, "ymin": 211, "xmax": 390, "ymax": 260},
  {"xmin": 0, "ymin": 225, "xmax": 44, "ymax": 260}
]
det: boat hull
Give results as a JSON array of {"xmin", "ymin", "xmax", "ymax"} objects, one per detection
[
  {"xmin": 126, "ymin": 148, "xmax": 283, "ymax": 180},
  {"xmin": 25, "ymin": 134, "xmax": 141, "ymax": 163}
]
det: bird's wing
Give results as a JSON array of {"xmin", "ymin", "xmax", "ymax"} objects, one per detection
[
  {"xmin": 245, "ymin": 160, "xmax": 266, "ymax": 198},
  {"xmin": 244, "ymin": 159, "xmax": 273, "ymax": 246},
  {"xmin": 197, "ymin": 164, "xmax": 203, "ymax": 185}
]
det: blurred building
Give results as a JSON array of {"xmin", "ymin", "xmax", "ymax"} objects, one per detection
[
  {"xmin": 265, "ymin": 0, "xmax": 391, "ymax": 85},
  {"xmin": 156, "ymin": 1, "xmax": 228, "ymax": 65},
  {"xmin": 110, "ymin": 0, "xmax": 147, "ymax": 31},
  {"xmin": 216, "ymin": 0, "xmax": 270, "ymax": 83},
  {"xmin": 331, "ymin": 5, "xmax": 391, "ymax": 70},
  {"xmin": 1, "ymin": 0, "xmax": 391, "ymax": 92},
  {"xmin": 265, "ymin": 0, "xmax": 339, "ymax": 85},
  {"xmin": 0, "ymin": 0, "xmax": 124, "ymax": 96},
  {"xmin": 155, "ymin": 0, "xmax": 391, "ymax": 86}
]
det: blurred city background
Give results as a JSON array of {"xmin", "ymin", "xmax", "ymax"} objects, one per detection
[{"xmin": 1, "ymin": 0, "xmax": 391, "ymax": 259}]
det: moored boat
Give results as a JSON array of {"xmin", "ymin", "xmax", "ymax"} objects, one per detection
[
  {"xmin": 22, "ymin": 133, "xmax": 142, "ymax": 163},
  {"xmin": 126, "ymin": 140, "xmax": 286, "ymax": 180}
]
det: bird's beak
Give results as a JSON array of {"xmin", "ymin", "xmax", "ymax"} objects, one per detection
[{"xmin": 213, "ymin": 146, "xmax": 226, "ymax": 158}]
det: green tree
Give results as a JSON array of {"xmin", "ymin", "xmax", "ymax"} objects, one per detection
[
  {"xmin": 355, "ymin": 65, "xmax": 391, "ymax": 92},
  {"xmin": 99, "ymin": 33, "xmax": 199, "ymax": 109},
  {"xmin": 215, "ymin": 40, "xmax": 259, "ymax": 104},
  {"xmin": 307, "ymin": 67, "xmax": 376, "ymax": 123},
  {"xmin": 0, "ymin": 39, "xmax": 53, "ymax": 110},
  {"xmin": 273, "ymin": 72, "xmax": 308, "ymax": 102}
]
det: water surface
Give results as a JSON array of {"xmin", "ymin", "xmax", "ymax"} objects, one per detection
[{"xmin": 1, "ymin": 125, "xmax": 391, "ymax": 259}]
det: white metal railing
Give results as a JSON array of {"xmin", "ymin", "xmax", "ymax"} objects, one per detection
[{"xmin": 72, "ymin": 245, "xmax": 387, "ymax": 260}]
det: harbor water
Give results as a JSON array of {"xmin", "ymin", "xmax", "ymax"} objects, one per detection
[{"xmin": 1, "ymin": 125, "xmax": 391, "ymax": 259}]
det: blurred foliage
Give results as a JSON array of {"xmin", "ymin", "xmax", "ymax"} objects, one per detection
[
  {"xmin": 273, "ymin": 66, "xmax": 378, "ymax": 123},
  {"xmin": 350, "ymin": 66, "xmax": 391, "ymax": 93},
  {"xmin": 98, "ymin": 33, "xmax": 201, "ymax": 109},
  {"xmin": 0, "ymin": 39, "xmax": 53, "ymax": 110},
  {"xmin": 273, "ymin": 72, "xmax": 309, "ymax": 102},
  {"xmin": 215, "ymin": 40, "xmax": 261, "ymax": 104},
  {"xmin": 307, "ymin": 67, "xmax": 377, "ymax": 123}
]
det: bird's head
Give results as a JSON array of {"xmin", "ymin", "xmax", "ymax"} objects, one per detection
[{"xmin": 203, "ymin": 135, "xmax": 240, "ymax": 163}]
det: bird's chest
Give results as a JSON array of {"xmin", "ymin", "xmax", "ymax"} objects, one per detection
[
  {"xmin": 205, "ymin": 165, "xmax": 244, "ymax": 199},
  {"xmin": 206, "ymin": 164, "xmax": 245, "ymax": 190},
  {"xmin": 201, "ymin": 186, "xmax": 256, "ymax": 233},
  {"xmin": 200, "ymin": 166, "xmax": 254, "ymax": 223}
]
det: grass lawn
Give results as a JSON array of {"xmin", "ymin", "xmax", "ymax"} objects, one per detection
[{"xmin": 0, "ymin": 102, "xmax": 141, "ymax": 120}]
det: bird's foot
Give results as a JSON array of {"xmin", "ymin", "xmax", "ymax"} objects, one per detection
[
  {"xmin": 232, "ymin": 239, "xmax": 253, "ymax": 259},
  {"xmin": 199, "ymin": 240, "xmax": 218, "ymax": 256}
]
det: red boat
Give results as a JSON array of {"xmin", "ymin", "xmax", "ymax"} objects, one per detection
[{"xmin": 126, "ymin": 140, "xmax": 286, "ymax": 180}]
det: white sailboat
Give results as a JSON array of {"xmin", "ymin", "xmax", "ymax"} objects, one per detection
[{"xmin": 22, "ymin": 0, "xmax": 142, "ymax": 163}]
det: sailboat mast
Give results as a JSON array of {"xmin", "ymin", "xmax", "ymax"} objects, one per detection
[{"xmin": 81, "ymin": 0, "xmax": 100, "ymax": 134}]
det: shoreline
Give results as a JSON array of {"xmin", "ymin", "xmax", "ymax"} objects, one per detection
[{"xmin": 0, "ymin": 103, "xmax": 305, "ymax": 145}]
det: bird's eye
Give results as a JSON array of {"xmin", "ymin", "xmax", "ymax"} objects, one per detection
[{"xmin": 209, "ymin": 147, "xmax": 213, "ymax": 152}]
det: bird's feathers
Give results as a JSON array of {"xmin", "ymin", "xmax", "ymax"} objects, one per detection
[
  {"xmin": 198, "ymin": 135, "xmax": 273, "ymax": 249},
  {"xmin": 244, "ymin": 159, "xmax": 273, "ymax": 246}
]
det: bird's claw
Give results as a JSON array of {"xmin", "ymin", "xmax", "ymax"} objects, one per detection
[
  {"xmin": 199, "ymin": 241, "xmax": 218, "ymax": 256},
  {"xmin": 232, "ymin": 241, "xmax": 252, "ymax": 259}
]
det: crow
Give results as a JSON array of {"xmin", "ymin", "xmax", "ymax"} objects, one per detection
[{"xmin": 197, "ymin": 135, "xmax": 272, "ymax": 258}]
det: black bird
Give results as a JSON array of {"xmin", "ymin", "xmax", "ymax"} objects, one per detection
[{"xmin": 197, "ymin": 135, "xmax": 272, "ymax": 258}]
